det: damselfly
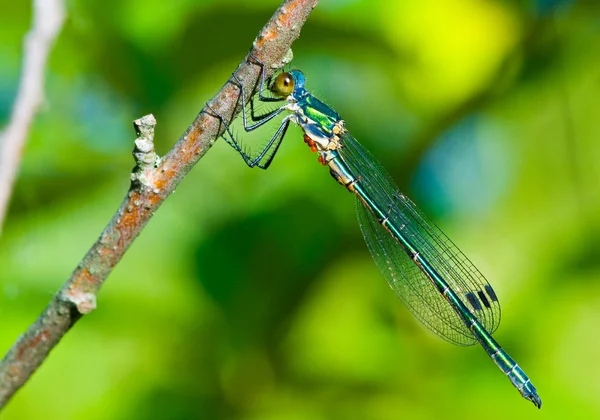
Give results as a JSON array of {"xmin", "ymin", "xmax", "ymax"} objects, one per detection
[{"xmin": 208, "ymin": 60, "xmax": 541, "ymax": 408}]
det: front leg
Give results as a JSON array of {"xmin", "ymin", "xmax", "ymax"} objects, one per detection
[{"xmin": 207, "ymin": 104, "xmax": 292, "ymax": 169}]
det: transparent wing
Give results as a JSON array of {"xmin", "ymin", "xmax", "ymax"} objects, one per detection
[
  {"xmin": 356, "ymin": 201, "xmax": 476, "ymax": 345},
  {"xmin": 339, "ymin": 132, "xmax": 501, "ymax": 345}
]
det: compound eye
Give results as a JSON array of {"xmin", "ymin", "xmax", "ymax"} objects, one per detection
[{"xmin": 271, "ymin": 72, "xmax": 294, "ymax": 97}]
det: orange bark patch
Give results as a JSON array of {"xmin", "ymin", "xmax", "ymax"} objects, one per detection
[
  {"xmin": 17, "ymin": 329, "xmax": 50, "ymax": 359},
  {"xmin": 278, "ymin": 0, "xmax": 302, "ymax": 27},
  {"xmin": 153, "ymin": 169, "xmax": 175, "ymax": 190},
  {"xmin": 69, "ymin": 268, "xmax": 95, "ymax": 293},
  {"xmin": 255, "ymin": 27, "xmax": 276, "ymax": 49},
  {"xmin": 263, "ymin": 27, "xmax": 277, "ymax": 41},
  {"xmin": 115, "ymin": 199, "xmax": 145, "ymax": 247},
  {"xmin": 186, "ymin": 125, "xmax": 204, "ymax": 144}
]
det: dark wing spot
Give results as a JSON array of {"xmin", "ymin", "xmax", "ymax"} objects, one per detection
[
  {"xmin": 477, "ymin": 290, "xmax": 491, "ymax": 308},
  {"xmin": 466, "ymin": 292, "xmax": 482, "ymax": 311},
  {"xmin": 485, "ymin": 285, "xmax": 498, "ymax": 302}
]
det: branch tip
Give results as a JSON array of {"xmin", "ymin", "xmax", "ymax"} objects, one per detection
[
  {"xmin": 133, "ymin": 114, "xmax": 157, "ymax": 140},
  {"xmin": 132, "ymin": 114, "xmax": 160, "ymax": 183}
]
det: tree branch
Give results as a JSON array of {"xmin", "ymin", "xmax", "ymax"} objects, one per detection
[
  {"xmin": 0, "ymin": 0, "xmax": 66, "ymax": 236},
  {"xmin": 0, "ymin": 0, "xmax": 318, "ymax": 409}
]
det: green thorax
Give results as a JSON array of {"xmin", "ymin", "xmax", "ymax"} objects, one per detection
[{"xmin": 297, "ymin": 94, "xmax": 341, "ymax": 135}]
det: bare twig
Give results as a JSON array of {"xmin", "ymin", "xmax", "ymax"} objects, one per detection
[
  {"xmin": 0, "ymin": 0, "xmax": 318, "ymax": 409},
  {"xmin": 0, "ymin": 0, "xmax": 66, "ymax": 236}
]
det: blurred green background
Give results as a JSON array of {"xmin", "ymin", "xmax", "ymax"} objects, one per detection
[{"xmin": 1, "ymin": 0, "xmax": 599, "ymax": 418}]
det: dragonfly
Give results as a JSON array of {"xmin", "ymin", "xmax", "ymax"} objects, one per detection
[{"xmin": 208, "ymin": 59, "xmax": 541, "ymax": 408}]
